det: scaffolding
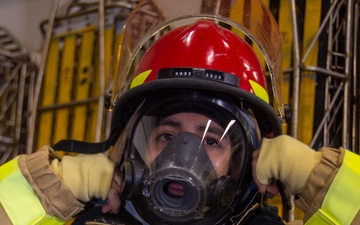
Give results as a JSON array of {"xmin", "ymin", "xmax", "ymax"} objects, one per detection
[
  {"xmin": 26, "ymin": 0, "xmax": 136, "ymax": 154},
  {"xmin": 0, "ymin": 27, "xmax": 37, "ymax": 164},
  {"xmin": 289, "ymin": 0, "xmax": 359, "ymax": 153}
]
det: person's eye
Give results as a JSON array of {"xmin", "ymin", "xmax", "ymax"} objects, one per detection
[
  {"xmin": 204, "ymin": 137, "xmax": 220, "ymax": 147},
  {"xmin": 157, "ymin": 133, "xmax": 174, "ymax": 141}
]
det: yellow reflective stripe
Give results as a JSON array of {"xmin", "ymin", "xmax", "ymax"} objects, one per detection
[
  {"xmin": 306, "ymin": 151, "xmax": 360, "ymax": 225},
  {"xmin": 249, "ymin": 80, "xmax": 270, "ymax": 103},
  {"xmin": 0, "ymin": 157, "xmax": 65, "ymax": 225},
  {"xmin": 130, "ymin": 70, "xmax": 152, "ymax": 89}
]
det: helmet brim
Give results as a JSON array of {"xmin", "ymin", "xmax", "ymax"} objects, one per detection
[{"xmin": 110, "ymin": 78, "xmax": 282, "ymax": 146}]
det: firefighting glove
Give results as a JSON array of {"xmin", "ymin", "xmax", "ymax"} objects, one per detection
[
  {"xmin": 51, "ymin": 153, "xmax": 115, "ymax": 202},
  {"xmin": 256, "ymin": 135, "xmax": 322, "ymax": 194}
]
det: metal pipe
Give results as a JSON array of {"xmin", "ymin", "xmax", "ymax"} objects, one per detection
[
  {"xmin": 37, "ymin": 97, "xmax": 99, "ymax": 111},
  {"xmin": 301, "ymin": 65, "xmax": 346, "ymax": 79},
  {"xmin": 290, "ymin": 0, "xmax": 301, "ymax": 139},
  {"xmin": 310, "ymin": 82, "xmax": 344, "ymax": 147},
  {"xmin": 287, "ymin": 1, "xmax": 302, "ymax": 221},
  {"xmin": 14, "ymin": 58, "xmax": 27, "ymax": 157},
  {"xmin": 96, "ymin": 0, "xmax": 106, "ymax": 142},
  {"xmin": 26, "ymin": 0, "xmax": 59, "ymax": 154},
  {"xmin": 0, "ymin": 63, "xmax": 22, "ymax": 97},
  {"xmin": 342, "ymin": 0, "xmax": 354, "ymax": 149},
  {"xmin": 302, "ymin": 0, "xmax": 341, "ymax": 63},
  {"xmin": 323, "ymin": 0, "xmax": 336, "ymax": 148},
  {"xmin": 353, "ymin": 1, "xmax": 359, "ymax": 152}
]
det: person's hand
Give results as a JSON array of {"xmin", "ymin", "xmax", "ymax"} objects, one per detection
[
  {"xmin": 252, "ymin": 135, "xmax": 322, "ymax": 195},
  {"xmin": 51, "ymin": 153, "xmax": 115, "ymax": 202},
  {"xmin": 252, "ymin": 148, "xmax": 279, "ymax": 196},
  {"xmin": 102, "ymin": 170, "xmax": 122, "ymax": 214}
]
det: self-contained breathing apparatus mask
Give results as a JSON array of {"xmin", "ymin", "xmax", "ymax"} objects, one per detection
[{"xmin": 118, "ymin": 90, "xmax": 261, "ymax": 225}]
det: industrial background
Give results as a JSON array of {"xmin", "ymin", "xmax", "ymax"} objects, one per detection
[{"xmin": 0, "ymin": 0, "xmax": 359, "ymax": 222}]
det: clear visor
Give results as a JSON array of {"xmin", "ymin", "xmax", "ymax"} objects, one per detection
[
  {"xmin": 132, "ymin": 112, "xmax": 244, "ymax": 178},
  {"xmin": 112, "ymin": 0, "xmax": 284, "ymax": 122}
]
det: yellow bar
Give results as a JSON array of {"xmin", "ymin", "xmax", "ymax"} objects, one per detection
[
  {"xmin": 104, "ymin": 27, "xmax": 114, "ymax": 89},
  {"xmin": 37, "ymin": 39, "xmax": 59, "ymax": 148},
  {"xmin": 72, "ymin": 30, "xmax": 95, "ymax": 141},
  {"xmin": 86, "ymin": 27, "xmax": 115, "ymax": 142},
  {"xmin": 278, "ymin": 0, "xmax": 293, "ymax": 135},
  {"xmin": 229, "ymin": 0, "xmax": 246, "ymax": 39},
  {"xmin": 53, "ymin": 35, "xmax": 77, "ymax": 143},
  {"xmin": 298, "ymin": 0, "xmax": 322, "ymax": 145}
]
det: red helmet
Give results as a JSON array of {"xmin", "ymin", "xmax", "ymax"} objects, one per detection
[
  {"xmin": 111, "ymin": 19, "xmax": 281, "ymax": 136},
  {"xmin": 132, "ymin": 19, "xmax": 269, "ymax": 103}
]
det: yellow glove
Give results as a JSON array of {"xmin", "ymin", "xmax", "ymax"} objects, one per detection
[
  {"xmin": 51, "ymin": 153, "xmax": 115, "ymax": 202},
  {"xmin": 256, "ymin": 135, "xmax": 322, "ymax": 194}
]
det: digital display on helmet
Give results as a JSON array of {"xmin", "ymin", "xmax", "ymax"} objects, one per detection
[{"xmin": 157, "ymin": 68, "xmax": 240, "ymax": 87}]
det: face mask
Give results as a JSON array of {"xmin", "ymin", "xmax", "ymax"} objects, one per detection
[
  {"xmin": 150, "ymin": 131, "xmax": 235, "ymax": 213},
  {"xmin": 123, "ymin": 131, "xmax": 236, "ymax": 224},
  {"xmin": 119, "ymin": 91, "xmax": 260, "ymax": 224}
]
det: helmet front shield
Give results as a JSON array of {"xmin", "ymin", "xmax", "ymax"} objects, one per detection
[{"xmin": 112, "ymin": 0, "xmax": 284, "ymax": 122}]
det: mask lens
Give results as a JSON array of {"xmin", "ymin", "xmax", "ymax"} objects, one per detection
[
  {"xmin": 126, "ymin": 100, "xmax": 253, "ymax": 223},
  {"xmin": 132, "ymin": 112, "xmax": 240, "ymax": 177}
]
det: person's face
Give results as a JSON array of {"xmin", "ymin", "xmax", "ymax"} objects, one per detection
[{"xmin": 147, "ymin": 112, "xmax": 232, "ymax": 177}]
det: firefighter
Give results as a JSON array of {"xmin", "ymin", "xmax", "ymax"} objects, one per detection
[
  {"xmin": 72, "ymin": 15, "xmax": 360, "ymax": 224},
  {"xmin": 1, "ymin": 0, "xmax": 360, "ymax": 224}
]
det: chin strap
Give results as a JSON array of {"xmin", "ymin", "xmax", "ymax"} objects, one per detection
[
  {"xmin": 51, "ymin": 100, "xmax": 145, "ymax": 159},
  {"xmin": 52, "ymin": 138, "xmax": 112, "ymax": 154}
]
